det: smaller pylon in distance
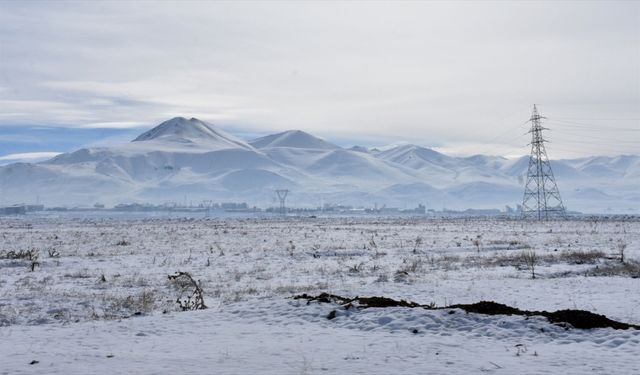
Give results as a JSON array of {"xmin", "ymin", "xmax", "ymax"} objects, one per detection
[{"xmin": 275, "ymin": 189, "xmax": 289, "ymax": 215}]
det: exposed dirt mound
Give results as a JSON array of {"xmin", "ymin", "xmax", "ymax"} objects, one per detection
[
  {"xmin": 294, "ymin": 293, "xmax": 422, "ymax": 308},
  {"xmin": 358, "ymin": 296, "xmax": 422, "ymax": 308},
  {"xmin": 448, "ymin": 301, "xmax": 524, "ymax": 316},
  {"xmin": 294, "ymin": 294, "xmax": 640, "ymax": 331},
  {"xmin": 545, "ymin": 309, "xmax": 636, "ymax": 330}
]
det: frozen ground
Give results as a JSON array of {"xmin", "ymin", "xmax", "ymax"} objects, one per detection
[{"xmin": 1, "ymin": 216, "xmax": 639, "ymax": 374}]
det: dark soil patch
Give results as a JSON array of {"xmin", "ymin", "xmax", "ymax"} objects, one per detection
[
  {"xmin": 545, "ymin": 309, "xmax": 634, "ymax": 330},
  {"xmin": 450, "ymin": 301, "xmax": 638, "ymax": 330},
  {"xmin": 294, "ymin": 293, "xmax": 640, "ymax": 331},
  {"xmin": 357, "ymin": 296, "xmax": 422, "ymax": 308},
  {"xmin": 294, "ymin": 293, "xmax": 421, "ymax": 308},
  {"xmin": 448, "ymin": 301, "xmax": 524, "ymax": 316}
]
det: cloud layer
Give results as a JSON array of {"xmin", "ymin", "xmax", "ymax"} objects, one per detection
[{"xmin": 0, "ymin": 1, "xmax": 638, "ymax": 158}]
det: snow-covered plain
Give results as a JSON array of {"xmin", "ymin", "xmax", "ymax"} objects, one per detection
[{"xmin": 1, "ymin": 216, "xmax": 639, "ymax": 374}]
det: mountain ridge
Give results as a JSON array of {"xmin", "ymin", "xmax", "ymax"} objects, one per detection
[
  {"xmin": 0, "ymin": 117, "xmax": 637, "ymax": 213},
  {"xmin": 250, "ymin": 130, "xmax": 340, "ymax": 150},
  {"xmin": 133, "ymin": 117, "xmax": 255, "ymax": 151}
]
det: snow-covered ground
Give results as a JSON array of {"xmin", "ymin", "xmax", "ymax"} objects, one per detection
[{"xmin": 1, "ymin": 216, "xmax": 639, "ymax": 374}]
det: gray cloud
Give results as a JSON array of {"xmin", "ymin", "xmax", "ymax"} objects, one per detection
[{"xmin": 0, "ymin": 1, "xmax": 638, "ymax": 157}]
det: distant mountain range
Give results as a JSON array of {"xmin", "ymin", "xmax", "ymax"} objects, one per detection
[{"xmin": 0, "ymin": 117, "xmax": 638, "ymax": 213}]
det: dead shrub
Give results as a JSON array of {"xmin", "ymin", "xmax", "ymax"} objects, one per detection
[
  {"xmin": 347, "ymin": 263, "xmax": 364, "ymax": 273},
  {"xmin": 0, "ymin": 249, "xmax": 38, "ymax": 261},
  {"xmin": 400, "ymin": 258, "xmax": 423, "ymax": 273},
  {"xmin": 521, "ymin": 250, "xmax": 538, "ymax": 279},
  {"xmin": 0, "ymin": 249, "xmax": 41, "ymax": 271},
  {"xmin": 617, "ymin": 240, "xmax": 627, "ymax": 263},
  {"xmin": 583, "ymin": 260, "xmax": 640, "ymax": 278},
  {"xmin": 558, "ymin": 250, "xmax": 606, "ymax": 265},
  {"xmin": 104, "ymin": 289, "xmax": 157, "ymax": 318},
  {"xmin": 168, "ymin": 271, "xmax": 207, "ymax": 311}
]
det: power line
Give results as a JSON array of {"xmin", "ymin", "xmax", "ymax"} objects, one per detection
[
  {"xmin": 552, "ymin": 117, "xmax": 640, "ymax": 121},
  {"xmin": 548, "ymin": 131, "xmax": 640, "ymax": 145},
  {"xmin": 547, "ymin": 118, "xmax": 640, "ymax": 131},
  {"xmin": 457, "ymin": 105, "xmax": 534, "ymax": 156}
]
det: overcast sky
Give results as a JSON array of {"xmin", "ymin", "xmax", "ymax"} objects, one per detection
[{"xmin": 0, "ymin": 0, "xmax": 638, "ymax": 161}]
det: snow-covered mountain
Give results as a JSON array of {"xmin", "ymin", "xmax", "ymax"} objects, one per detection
[
  {"xmin": 249, "ymin": 130, "xmax": 340, "ymax": 150},
  {"xmin": 0, "ymin": 118, "xmax": 299, "ymax": 204},
  {"xmin": 0, "ymin": 117, "xmax": 638, "ymax": 213},
  {"xmin": 132, "ymin": 117, "xmax": 254, "ymax": 151}
]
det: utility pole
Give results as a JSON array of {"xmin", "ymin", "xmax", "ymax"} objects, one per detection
[
  {"xmin": 275, "ymin": 189, "xmax": 289, "ymax": 215},
  {"xmin": 521, "ymin": 105, "xmax": 567, "ymax": 220}
]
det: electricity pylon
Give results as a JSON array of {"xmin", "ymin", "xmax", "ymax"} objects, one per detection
[
  {"xmin": 202, "ymin": 200, "xmax": 213, "ymax": 218},
  {"xmin": 275, "ymin": 189, "xmax": 289, "ymax": 215},
  {"xmin": 521, "ymin": 105, "xmax": 567, "ymax": 220}
]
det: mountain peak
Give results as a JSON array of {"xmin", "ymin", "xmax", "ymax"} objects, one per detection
[
  {"xmin": 133, "ymin": 117, "xmax": 216, "ymax": 142},
  {"xmin": 377, "ymin": 143, "xmax": 445, "ymax": 159},
  {"xmin": 249, "ymin": 130, "xmax": 341, "ymax": 150},
  {"xmin": 376, "ymin": 143, "xmax": 455, "ymax": 170},
  {"xmin": 349, "ymin": 145, "xmax": 370, "ymax": 153},
  {"xmin": 132, "ymin": 117, "xmax": 253, "ymax": 150}
]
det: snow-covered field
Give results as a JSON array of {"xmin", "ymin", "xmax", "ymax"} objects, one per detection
[{"xmin": 1, "ymin": 216, "xmax": 639, "ymax": 374}]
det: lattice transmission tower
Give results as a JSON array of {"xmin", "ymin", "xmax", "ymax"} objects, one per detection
[
  {"xmin": 275, "ymin": 189, "xmax": 289, "ymax": 215},
  {"xmin": 521, "ymin": 105, "xmax": 567, "ymax": 220}
]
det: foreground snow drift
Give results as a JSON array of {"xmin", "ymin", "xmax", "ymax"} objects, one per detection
[
  {"xmin": 1, "ymin": 216, "xmax": 639, "ymax": 374},
  {"xmin": 2, "ymin": 297, "xmax": 639, "ymax": 374}
]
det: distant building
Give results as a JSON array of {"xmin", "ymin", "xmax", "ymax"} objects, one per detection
[
  {"xmin": 463, "ymin": 208, "xmax": 502, "ymax": 216},
  {"xmin": 114, "ymin": 203, "xmax": 156, "ymax": 212},
  {"xmin": 399, "ymin": 204, "xmax": 426, "ymax": 214},
  {"xmin": 220, "ymin": 202, "xmax": 248, "ymax": 210},
  {"xmin": 0, "ymin": 205, "xmax": 27, "ymax": 215},
  {"xmin": 0, "ymin": 204, "xmax": 44, "ymax": 215},
  {"xmin": 25, "ymin": 204, "xmax": 44, "ymax": 212}
]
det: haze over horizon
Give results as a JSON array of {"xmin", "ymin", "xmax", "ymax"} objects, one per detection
[{"xmin": 0, "ymin": 1, "xmax": 638, "ymax": 163}]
